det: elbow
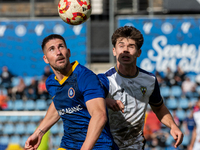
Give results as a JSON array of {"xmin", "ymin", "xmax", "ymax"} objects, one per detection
[
  {"xmin": 101, "ymin": 111, "xmax": 108, "ymax": 123},
  {"xmin": 103, "ymin": 113, "xmax": 108, "ymax": 124},
  {"xmin": 98, "ymin": 111, "xmax": 108, "ymax": 126}
]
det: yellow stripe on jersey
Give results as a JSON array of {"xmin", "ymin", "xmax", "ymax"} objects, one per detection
[
  {"xmin": 57, "ymin": 148, "xmax": 67, "ymax": 150},
  {"xmin": 55, "ymin": 61, "xmax": 79, "ymax": 85},
  {"xmin": 52, "ymin": 95, "xmax": 55, "ymax": 100}
]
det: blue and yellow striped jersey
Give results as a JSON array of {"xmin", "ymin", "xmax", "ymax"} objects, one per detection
[{"xmin": 46, "ymin": 61, "xmax": 118, "ymax": 150}]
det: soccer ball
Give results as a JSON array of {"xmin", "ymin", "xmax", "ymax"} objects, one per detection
[{"xmin": 58, "ymin": 0, "xmax": 92, "ymax": 25}]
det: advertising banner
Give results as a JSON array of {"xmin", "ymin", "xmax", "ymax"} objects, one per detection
[
  {"xmin": 118, "ymin": 16, "xmax": 200, "ymax": 75},
  {"xmin": 0, "ymin": 19, "xmax": 87, "ymax": 76}
]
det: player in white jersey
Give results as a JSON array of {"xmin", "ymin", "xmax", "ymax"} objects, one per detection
[
  {"xmin": 188, "ymin": 100, "xmax": 200, "ymax": 150},
  {"xmin": 98, "ymin": 26, "xmax": 183, "ymax": 150}
]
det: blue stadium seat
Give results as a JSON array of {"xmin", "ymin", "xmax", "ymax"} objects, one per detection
[
  {"xmin": 3, "ymin": 123, "xmax": 15, "ymax": 135},
  {"xmin": 176, "ymin": 109, "xmax": 186, "ymax": 121},
  {"xmin": 10, "ymin": 135, "xmax": 21, "ymax": 144},
  {"xmin": 187, "ymin": 74, "xmax": 196, "ymax": 82},
  {"xmin": 19, "ymin": 116, "xmax": 31, "ymax": 123},
  {"xmin": 196, "ymin": 85, "xmax": 200, "ymax": 94},
  {"xmin": 47, "ymin": 99, "xmax": 52, "ymax": 106},
  {"xmin": 11, "ymin": 77, "xmax": 20, "ymax": 87},
  {"xmin": 190, "ymin": 97, "xmax": 198, "ymax": 107},
  {"xmin": 166, "ymin": 98, "xmax": 178, "ymax": 110},
  {"xmin": 59, "ymin": 123, "xmax": 64, "ymax": 134},
  {"xmin": 8, "ymin": 116, "xmax": 19, "ymax": 123},
  {"xmin": 35, "ymin": 75, "xmax": 42, "ymax": 81},
  {"xmin": 0, "ymin": 87, "xmax": 7, "ymax": 95},
  {"xmin": 51, "ymin": 123, "xmax": 59, "ymax": 135},
  {"xmin": 26, "ymin": 123, "xmax": 37, "ymax": 135},
  {"xmin": 178, "ymin": 98, "xmax": 189, "ymax": 110},
  {"xmin": 160, "ymin": 86, "xmax": 170, "ymax": 98},
  {"xmin": 0, "ymin": 135, "xmax": 9, "ymax": 145},
  {"xmin": 186, "ymin": 109, "xmax": 192, "ymax": 117},
  {"xmin": 15, "ymin": 123, "xmax": 26, "ymax": 135},
  {"xmin": 0, "ymin": 116, "xmax": 8, "ymax": 123},
  {"xmin": 185, "ymin": 91, "xmax": 199, "ymax": 98},
  {"xmin": 52, "ymin": 135, "xmax": 61, "ymax": 147},
  {"xmin": 170, "ymin": 86, "xmax": 182, "ymax": 98},
  {"xmin": 35, "ymin": 99, "xmax": 47, "ymax": 111},
  {"xmin": 13, "ymin": 99, "xmax": 24, "ymax": 111},
  {"xmin": 166, "ymin": 135, "xmax": 174, "ymax": 146},
  {"xmin": 20, "ymin": 135, "xmax": 29, "ymax": 147},
  {"xmin": 182, "ymin": 134, "xmax": 190, "ymax": 146},
  {"xmin": 0, "ymin": 123, "xmax": 3, "ymax": 131},
  {"xmin": 30, "ymin": 116, "xmax": 42, "ymax": 123},
  {"xmin": 24, "ymin": 99, "xmax": 35, "ymax": 111},
  {"xmin": 4, "ymin": 100, "xmax": 14, "ymax": 111},
  {"xmin": 23, "ymin": 76, "xmax": 32, "ymax": 86}
]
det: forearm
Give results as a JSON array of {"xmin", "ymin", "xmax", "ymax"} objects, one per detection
[
  {"xmin": 151, "ymin": 104, "xmax": 177, "ymax": 128},
  {"xmin": 160, "ymin": 113, "xmax": 177, "ymax": 129},
  {"xmin": 151, "ymin": 104, "xmax": 183, "ymax": 148},
  {"xmin": 189, "ymin": 127, "xmax": 196, "ymax": 147},
  {"xmin": 36, "ymin": 102, "xmax": 60, "ymax": 134},
  {"xmin": 24, "ymin": 102, "xmax": 60, "ymax": 150},
  {"xmin": 81, "ymin": 112, "xmax": 107, "ymax": 150}
]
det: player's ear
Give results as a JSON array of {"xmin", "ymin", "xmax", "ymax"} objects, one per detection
[
  {"xmin": 113, "ymin": 47, "xmax": 116, "ymax": 56},
  {"xmin": 137, "ymin": 49, "xmax": 142, "ymax": 57},
  {"xmin": 43, "ymin": 55, "xmax": 49, "ymax": 64},
  {"xmin": 68, "ymin": 48, "xmax": 71, "ymax": 57}
]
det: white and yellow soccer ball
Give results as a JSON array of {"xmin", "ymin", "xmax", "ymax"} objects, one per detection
[{"xmin": 58, "ymin": 0, "xmax": 92, "ymax": 25}]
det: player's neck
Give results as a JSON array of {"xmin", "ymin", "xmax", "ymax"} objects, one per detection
[
  {"xmin": 54, "ymin": 64, "xmax": 72, "ymax": 81},
  {"xmin": 117, "ymin": 63, "xmax": 137, "ymax": 77}
]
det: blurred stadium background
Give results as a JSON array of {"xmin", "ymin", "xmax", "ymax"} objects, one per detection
[{"xmin": 1, "ymin": 0, "xmax": 200, "ymax": 149}]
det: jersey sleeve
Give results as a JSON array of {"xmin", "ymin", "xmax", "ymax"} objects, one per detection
[
  {"xmin": 78, "ymin": 69, "xmax": 106, "ymax": 103},
  {"xmin": 149, "ymin": 78, "xmax": 163, "ymax": 107},
  {"xmin": 45, "ymin": 74, "xmax": 57, "ymax": 98},
  {"xmin": 97, "ymin": 73, "xmax": 109, "ymax": 96}
]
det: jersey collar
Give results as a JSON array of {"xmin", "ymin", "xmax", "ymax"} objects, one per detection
[
  {"xmin": 54, "ymin": 60, "xmax": 79, "ymax": 85},
  {"xmin": 115, "ymin": 65, "xmax": 139, "ymax": 78}
]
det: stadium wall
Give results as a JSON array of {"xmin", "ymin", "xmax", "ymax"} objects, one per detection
[{"xmin": 118, "ymin": 15, "xmax": 200, "ymax": 75}]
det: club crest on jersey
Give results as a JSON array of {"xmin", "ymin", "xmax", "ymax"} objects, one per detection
[
  {"xmin": 141, "ymin": 86, "xmax": 147, "ymax": 95},
  {"xmin": 68, "ymin": 87, "xmax": 75, "ymax": 98}
]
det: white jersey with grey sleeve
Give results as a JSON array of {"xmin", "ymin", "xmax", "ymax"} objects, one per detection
[{"xmin": 98, "ymin": 66, "xmax": 163, "ymax": 150}]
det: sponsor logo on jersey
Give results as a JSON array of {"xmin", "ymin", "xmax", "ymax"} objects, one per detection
[
  {"xmin": 141, "ymin": 86, "xmax": 147, "ymax": 95},
  {"xmin": 68, "ymin": 87, "xmax": 75, "ymax": 98},
  {"xmin": 58, "ymin": 104, "xmax": 83, "ymax": 115}
]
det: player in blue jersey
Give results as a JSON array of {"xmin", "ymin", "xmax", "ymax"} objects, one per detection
[
  {"xmin": 24, "ymin": 34, "xmax": 118, "ymax": 150},
  {"xmin": 98, "ymin": 26, "xmax": 183, "ymax": 150}
]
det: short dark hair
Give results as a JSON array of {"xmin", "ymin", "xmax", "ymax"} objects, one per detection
[
  {"xmin": 111, "ymin": 26, "xmax": 144, "ymax": 49},
  {"xmin": 41, "ymin": 34, "xmax": 67, "ymax": 51}
]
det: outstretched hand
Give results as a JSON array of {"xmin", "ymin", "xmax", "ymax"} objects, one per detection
[
  {"xmin": 170, "ymin": 125, "xmax": 184, "ymax": 148},
  {"xmin": 105, "ymin": 98, "xmax": 124, "ymax": 113}
]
